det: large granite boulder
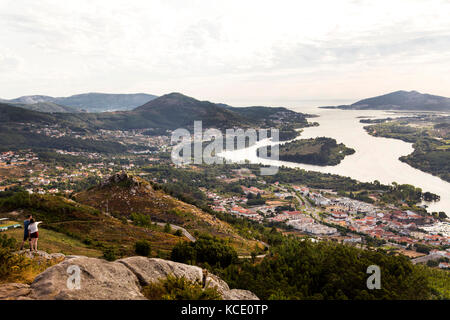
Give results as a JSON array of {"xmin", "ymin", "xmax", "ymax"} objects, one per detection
[
  {"xmin": 117, "ymin": 257, "xmax": 258, "ymax": 300},
  {"xmin": 3, "ymin": 255, "xmax": 259, "ymax": 300},
  {"xmin": 29, "ymin": 257, "xmax": 145, "ymax": 300}
]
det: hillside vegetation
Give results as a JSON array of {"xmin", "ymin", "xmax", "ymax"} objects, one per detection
[
  {"xmin": 0, "ymin": 192, "xmax": 182, "ymax": 258},
  {"xmin": 74, "ymin": 173, "xmax": 258, "ymax": 255},
  {"xmin": 0, "ymin": 93, "xmax": 310, "ymax": 132},
  {"xmin": 12, "ymin": 102, "xmax": 79, "ymax": 113},
  {"xmin": 0, "ymin": 234, "xmax": 63, "ymax": 284},
  {"xmin": 214, "ymin": 237, "xmax": 450, "ymax": 300},
  {"xmin": 365, "ymin": 118, "xmax": 450, "ymax": 182},
  {"xmin": 257, "ymin": 137, "xmax": 355, "ymax": 166}
]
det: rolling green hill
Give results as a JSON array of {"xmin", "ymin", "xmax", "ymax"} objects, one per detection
[
  {"xmin": 0, "ymin": 93, "xmax": 310, "ymax": 131},
  {"xmin": 0, "ymin": 191, "xmax": 182, "ymax": 257},
  {"xmin": 74, "ymin": 173, "xmax": 258, "ymax": 255},
  {"xmin": 257, "ymin": 137, "xmax": 355, "ymax": 166},
  {"xmin": 0, "ymin": 103, "xmax": 57, "ymax": 123},
  {"xmin": 12, "ymin": 102, "xmax": 79, "ymax": 113},
  {"xmin": 133, "ymin": 92, "xmax": 252, "ymax": 129},
  {"xmin": 0, "ymin": 173, "xmax": 258, "ymax": 257}
]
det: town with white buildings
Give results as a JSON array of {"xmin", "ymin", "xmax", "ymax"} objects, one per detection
[{"xmin": 202, "ymin": 172, "xmax": 450, "ymax": 268}]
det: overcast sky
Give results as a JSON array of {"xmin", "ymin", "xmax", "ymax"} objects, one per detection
[{"xmin": 0, "ymin": 0, "xmax": 449, "ymax": 106}]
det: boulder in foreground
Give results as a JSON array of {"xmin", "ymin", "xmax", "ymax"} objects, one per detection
[{"xmin": 4, "ymin": 255, "xmax": 258, "ymax": 300}]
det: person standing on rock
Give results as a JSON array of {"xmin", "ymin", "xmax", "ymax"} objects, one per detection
[
  {"xmin": 27, "ymin": 219, "xmax": 42, "ymax": 252},
  {"xmin": 20, "ymin": 214, "xmax": 32, "ymax": 250}
]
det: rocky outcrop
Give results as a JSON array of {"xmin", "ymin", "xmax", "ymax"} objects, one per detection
[
  {"xmin": 0, "ymin": 283, "xmax": 32, "ymax": 300},
  {"xmin": 29, "ymin": 257, "xmax": 145, "ymax": 300},
  {"xmin": 2, "ymin": 255, "xmax": 258, "ymax": 300},
  {"xmin": 15, "ymin": 250, "xmax": 66, "ymax": 261},
  {"xmin": 101, "ymin": 172, "xmax": 147, "ymax": 189},
  {"xmin": 117, "ymin": 257, "xmax": 257, "ymax": 300}
]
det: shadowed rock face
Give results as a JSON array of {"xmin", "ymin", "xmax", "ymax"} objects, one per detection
[{"xmin": 3, "ymin": 255, "xmax": 258, "ymax": 300}]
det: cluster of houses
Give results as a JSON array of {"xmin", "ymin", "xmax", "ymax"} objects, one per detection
[
  {"xmin": 420, "ymin": 221, "xmax": 450, "ymax": 238},
  {"xmin": 206, "ymin": 183, "xmax": 340, "ymax": 235},
  {"xmin": 206, "ymin": 180, "xmax": 450, "ymax": 251},
  {"xmin": 0, "ymin": 151, "xmax": 39, "ymax": 192},
  {"xmin": 208, "ymin": 187, "xmax": 285, "ymax": 222},
  {"xmin": 98, "ymin": 129, "xmax": 170, "ymax": 150},
  {"xmin": 0, "ymin": 151, "xmax": 38, "ymax": 167},
  {"xmin": 326, "ymin": 197, "xmax": 379, "ymax": 215},
  {"xmin": 433, "ymin": 249, "xmax": 450, "ymax": 269},
  {"xmin": 55, "ymin": 150, "xmax": 102, "ymax": 159},
  {"xmin": 309, "ymin": 193, "xmax": 449, "ymax": 247},
  {"xmin": 412, "ymin": 249, "xmax": 450, "ymax": 269},
  {"xmin": 286, "ymin": 213, "xmax": 337, "ymax": 235},
  {"xmin": 1, "ymin": 150, "xmax": 130, "ymax": 195},
  {"xmin": 27, "ymin": 122, "xmax": 170, "ymax": 151},
  {"xmin": 29, "ymin": 123, "xmax": 68, "ymax": 138},
  {"xmin": 241, "ymin": 186, "xmax": 266, "ymax": 196}
]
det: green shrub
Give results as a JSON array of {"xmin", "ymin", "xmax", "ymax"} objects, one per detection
[
  {"xmin": 118, "ymin": 216, "xmax": 128, "ymax": 224},
  {"xmin": 164, "ymin": 223, "xmax": 172, "ymax": 233},
  {"xmin": 135, "ymin": 240, "xmax": 151, "ymax": 257},
  {"xmin": 0, "ymin": 234, "xmax": 61, "ymax": 284},
  {"xmin": 415, "ymin": 243, "xmax": 431, "ymax": 254},
  {"xmin": 0, "ymin": 235, "xmax": 21, "ymax": 282},
  {"xmin": 427, "ymin": 260, "xmax": 439, "ymax": 267},
  {"xmin": 142, "ymin": 275, "xmax": 222, "ymax": 300},
  {"xmin": 170, "ymin": 235, "xmax": 237, "ymax": 268},
  {"xmin": 102, "ymin": 247, "xmax": 118, "ymax": 261},
  {"xmin": 130, "ymin": 212, "xmax": 151, "ymax": 228}
]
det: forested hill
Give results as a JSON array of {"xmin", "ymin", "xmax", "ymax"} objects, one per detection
[
  {"xmin": 132, "ymin": 92, "xmax": 251, "ymax": 129},
  {"xmin": 322, "ymin": 90, "xmax": 450, "ymax": 111},
  {"xmin": 0, "ymin": 103, "xmax": 58, "ymax": 123},
  {"xmin": 0, "ymin": 93, "xmax": 310, "ymax": 131},
  {"xmin": 133, "ymin": 92, "xmax": 309, "ymax": 129},
  {"xmin": 10, "ymin": 102, "xmax": 79, "ymax": 113}
]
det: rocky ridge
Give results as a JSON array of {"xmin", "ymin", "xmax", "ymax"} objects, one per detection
[{"xmin": 0, "ymin": 252, "xmax": 258, "ymax": 300}]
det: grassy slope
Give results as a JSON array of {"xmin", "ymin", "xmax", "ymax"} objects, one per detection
[
  {"xmin": 74, "ymin": 177, "xmax": 258, "ymax": 255},
  {"xmin": 4, "ymin": 228, "xmax": 102, "ymax": 257},
  {"xmin": 0, "ymin": 193, "xmax": 182, "ymax": 256}
]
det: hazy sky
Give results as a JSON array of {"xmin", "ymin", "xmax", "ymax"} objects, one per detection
[{"xmin": 1, "ymin": 0, "xmax": 449, "ymax": 106}]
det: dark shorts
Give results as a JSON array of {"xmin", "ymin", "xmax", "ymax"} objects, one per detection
[
  {"xmin": 30, "ymin": 232, "xmax": 38, "ymax": 239},
  {"xmin": 23, "ymin": 234, "xmax": 30, "ymax": 241}
]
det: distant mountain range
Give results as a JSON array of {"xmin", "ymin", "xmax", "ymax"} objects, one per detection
[
  {"xmin": 321, "ymin": 90, "xmax": 450, "ymax": 111},
  {"xmin": 0, "ymin": 92, "xmax": 309, "ymax": 131},
  {"xmin": 0, "ymin": 93, "xmax": 158, "ymax": 113}
]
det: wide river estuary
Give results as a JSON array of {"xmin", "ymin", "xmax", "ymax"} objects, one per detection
[{"xmin": 220, "ymin": 106, "xmax": 450, "ymax": 214}]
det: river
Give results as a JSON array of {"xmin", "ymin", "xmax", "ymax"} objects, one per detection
[{"xmin": 219, "ymin": 106, "xmax": 450, "ymax": 214}]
